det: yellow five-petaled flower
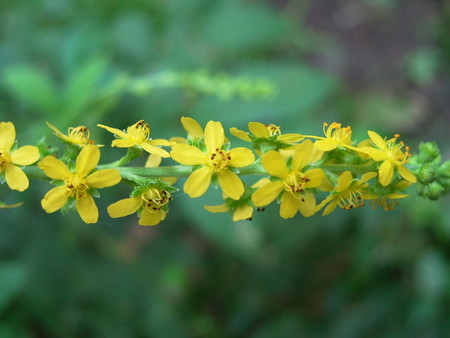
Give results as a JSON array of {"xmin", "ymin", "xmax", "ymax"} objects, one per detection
[
  {"xmin": 0, "ymin": 121, "xmax": 40, "ymax": 191},
  {"xmin": 252, "ymin": 140, "xmax": 325, "ymax": 218},
  {"xmin": 97, "ymin": 120, "xmax": 170, "ymax": 157},
  {"xmin": 107, "ymin": 187, "xmax": 171, "ymax": 226},
  {"xmin": 46, "ymin": 122, "xmax": 94, "ymax": 146},
  {"xmin": 38, "ymin": 145, "xmax": 121, "ymax": 223},
  {"xmin": 171, "ymin": 120, "xmax": 255, "ymax": 200},
  {"xmin": 361, "ymin": 131, "xmax": 417, "ymax": 186},
  {"xmin": 317, "ymin": 171, "xmax": 377, "ymax": 215}
]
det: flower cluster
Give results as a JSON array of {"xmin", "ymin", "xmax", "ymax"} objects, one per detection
[{"xmin": 1, "ymin": 117, "xmax": 446, "ymax": 226}]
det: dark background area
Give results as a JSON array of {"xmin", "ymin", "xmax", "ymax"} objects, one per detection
[{"xmin": 0, "ymin": 0, "xmax": 449, "ymax": 337}]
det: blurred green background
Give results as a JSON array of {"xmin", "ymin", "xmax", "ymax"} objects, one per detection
[{"xmin": 1, "ymin": 0, "xmax": 449, "ymax": 337}]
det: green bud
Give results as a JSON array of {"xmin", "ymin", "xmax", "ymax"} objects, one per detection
[
  {"xmin": 437, "ymin": 160, "xmax": 450, "ymax": 179},
  {"xmin": 422, "ymin": 181, "xmax": 444, "ymax": 201},
  {"xmin": 418, "ymin": 164, "xmax": 436, "ymax": 184},
  {"xmin": 438, "ymin": 177, "xmax": 450, "ymax": 190},
  {"xmin": 418, "ymin": 142, "xmax": 440, "ymax": 163}
]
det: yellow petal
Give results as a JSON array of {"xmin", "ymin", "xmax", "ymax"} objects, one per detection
[
  {"xmin": 314, "ymin": 139, "xmax": 337, "ymax": 151},
  {"xmin": 204, "ymin": 121, "xmax": 224, "ymax": 152},
  {"xmin": 360, "ymin": 172, "xmax": 378, "ymax": 184},
  {"xmin": 251, "ymin": 177, "xmax": 271, "ymax": 189},
  {"xmin": 368, "ymin": 131, "xmax": 387, "ymax": 150},
  {"xmin": 298, "ymin": 191, "xmax": 317, "ymax": 217},
  {"xmin": 111, "ymin": 139, "xmax": 137, "ymax": 148},
  {"xmin": 360, "ymin": 147, "xmax": 387, "ymax": 161},
  {"xmin": 141, "ymin": 142, "xmax": 170, "ymax": 158},
  {"xmin": 76, "ymin": 145, "xmax": 100, "ymax": 177},
  {"xmin": 397, "ymin": 165, "xmax": 417, "ymax": 183},
  {"xmin": 184, "ymin": 166, "xmax": 213, "ymax": 198},
  {"xmin": 204, "ymin": 204, "xmax": 229, "ymax": 213},
  {"xmin": 379, "ymin": 160, "xmax": 394, "ymax": 186},
  {"xmin": 38, "ymin": 156, "xmax": 71, "ymax": 180},
  {"xmin": 169, "ymin": 137, "xmax": 187, "ymax": 144},
  {"xmin": 304, "ymin": 168, "xmax": 325, "ymax": 188},
  {"xmin": 0, "ymin": 122, "xmax": 15, "ymax": 151},
  {"xmin": 86, "ymin": 169, "xmax": 121, "ymax": 188},
  {"xmin": 149, "ymin": 139, "xmax": 171, "ymax": 146},
  {"xmin": 322, "ymin": 199, "xmax": 338, "ymax": 216},
  {"xmin": 107, "ymin": 197, "xmax": 141, "ymax": 218},
  {"xmin": 277, "ymin": 133, "xmax": 304, "ymax": 143},
  {"xmin": 261, "ymin": 151, "xmax": 289, "ymax": 179},
  {"xmin": 233, "ymin": 205, "xmax": 253, "ymax": 221},
  {"xmin": 336, "ymin": 171, "xmax": 353, "ymax": 192},
  {"xmin": 292, "ymin": 139, "xmax": 313, "ymax": 171},
  {"xmin": 5, "ymin": 165, "xmax": 29, "ymax": 191},
  {"xmin": 10, "ymin": 145, "xmax": 40, "ymax": 165},
  {"xmin": 139, "ymin": 209, "xmax": 164, "ymax": 226},
  {"xmin": 171, "ymin": 144, "xmax": 207, "ymax": 165},
  {"xmin": 181, "ymin": 117, "xmax": 203, "ymax": 138},
  {"xmin": 41, "ymin": 186, "xmax": 69, "ymax": 213},
  {"xmin": 229, "ymin": 127, "xmax": 251, "ymax": 142},
  {"xmin": 228, "ymin": 147, "xmax": 255, "ymax": 168},
  {"xmin": 97, "ymin": 124, "xmax": 128, "ymax": 138},
  {"xmin": 76, "ymin": 194, "xmax": 98, "ymax": 224},
  {"xmin": 252, "ymin": 180, "xmax": 284, "ymax": 206},
  {"xmin": 218, "ymin": 169, "xmax": 244, "ymax": 200},
  {"xmin": 279, "ymin": 192, "xmax": 299, "ymax": 219},
  {"xmin": 145, "ymin": 154, "xmax": 162, "ymax": 168},
  {"xmin": 248, "ymin": 122, "xmax": 270, "ymax": 138}
]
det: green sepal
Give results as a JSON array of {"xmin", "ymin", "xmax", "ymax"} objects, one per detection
[
  {"xmin": 211, "ymin": 173, "xmax": 219, "ymax": 189},
  {"xmin": 37, "ymin": 136, "xmax": 58, "ymax": 157},
  {"xmin": 89, "ymin": 189, "xmax": 100, "ymax": 198},
  {"xmin": 66, "ymin": 159, "xmax": 76, "ymax": 172}
]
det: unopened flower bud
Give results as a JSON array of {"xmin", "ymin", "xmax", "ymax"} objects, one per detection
[
  {"xmin": 437, "ymin": 161, "xmax": 450, "ymax": 179},
  {"xmin": 422, "ymin": 181, "xmax": 444, "ymax": 201},
  {"xmin": 418, "ymin": 164, "xmax": 436, "ymax": 184},
  {"xmin": 418, "ymin": 142, "xmax": 440, "ymax": 163}
]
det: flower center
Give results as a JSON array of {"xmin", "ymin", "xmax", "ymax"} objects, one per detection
[
  {"xmin": 266, "ymin": 124, "xmax": 281, "ymax": 136},
  {"xmin": 209, "ymin": 148, "xmax": 231, "ymax": 172},
  {"xmin": 323, "ymin": 122, "xmax": 352, "ymax": 145},
  {"xmin": 129, "ymin": 120, "xmax": 150, "ymax": 142},
  {"xmin": 0, "ymin": 149, "xmax": 11, "ymax": 170},
  {"xmin": 338, "ymin": 189, "xmax": 364, "ymax": 210},
  {"xmin": 385, "ymin": 134, "xmax": 411, "ymax": 165},
  {"xmin": 141, "ymin": 188, "xmax": 171, "ymax": 213},
  {"xmin": 283, "ymin": 172, "xmax": 310, "ymax": 194},
  {"xmin": 65, "ymin": 174, "xmax": 89, "ymax": 198},
  {"xmin": 68, "ymin": 126, "xmax": 91, "ymax": 145}
]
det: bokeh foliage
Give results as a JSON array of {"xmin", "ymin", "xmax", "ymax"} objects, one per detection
[{"xmin": 1, "ymin": 0, "xmax": 449, "ymax": 336}]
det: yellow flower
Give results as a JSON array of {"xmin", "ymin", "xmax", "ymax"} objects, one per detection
[
  {"xmin": 308, "ymin": 122, "xmax": 359, "ymax": 152},
  {"xmin": 317, "ymin": 171, "xmax": 377, "ymax": 216},
  {"xmin": 38, "ymin": 145, "xmax": 121, "ymax": 223},
  {"xmin": 0, "ymin": 121, "xmax": 40, "ymax": 191},
  {"xmin": 171, "ymin": 120, "xmax": 255, "ymax": 200},
  {"xmin": 46, "ymin": 122, "xmax": 94, "ymax": 146},
  {"xmin": 107, "ymin": 186, "xmax": 171, "ymax": 226},
  {"xmin": 361, "ymin": 131, "xmax": 416, "ymax": 186},
  {"xmin": 230, "ymin": 122, "xmax": 303, "ymax": 153},
  {"xmin": 97, "ymin": 120, "xmax": 170, "ymax": 157},
  {"xmin": 252, "ymin": 140, "xmax": 325, "ymax": 218}
]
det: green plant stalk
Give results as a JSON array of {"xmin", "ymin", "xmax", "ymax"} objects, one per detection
[{"xmin": 24, "ymin": 162, "xmax": 380, "ymax": 182}]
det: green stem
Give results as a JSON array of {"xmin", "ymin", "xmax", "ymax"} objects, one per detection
[{"xmin": 23, "ymin": 162, "xmax": 380, "ymax": 183}]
